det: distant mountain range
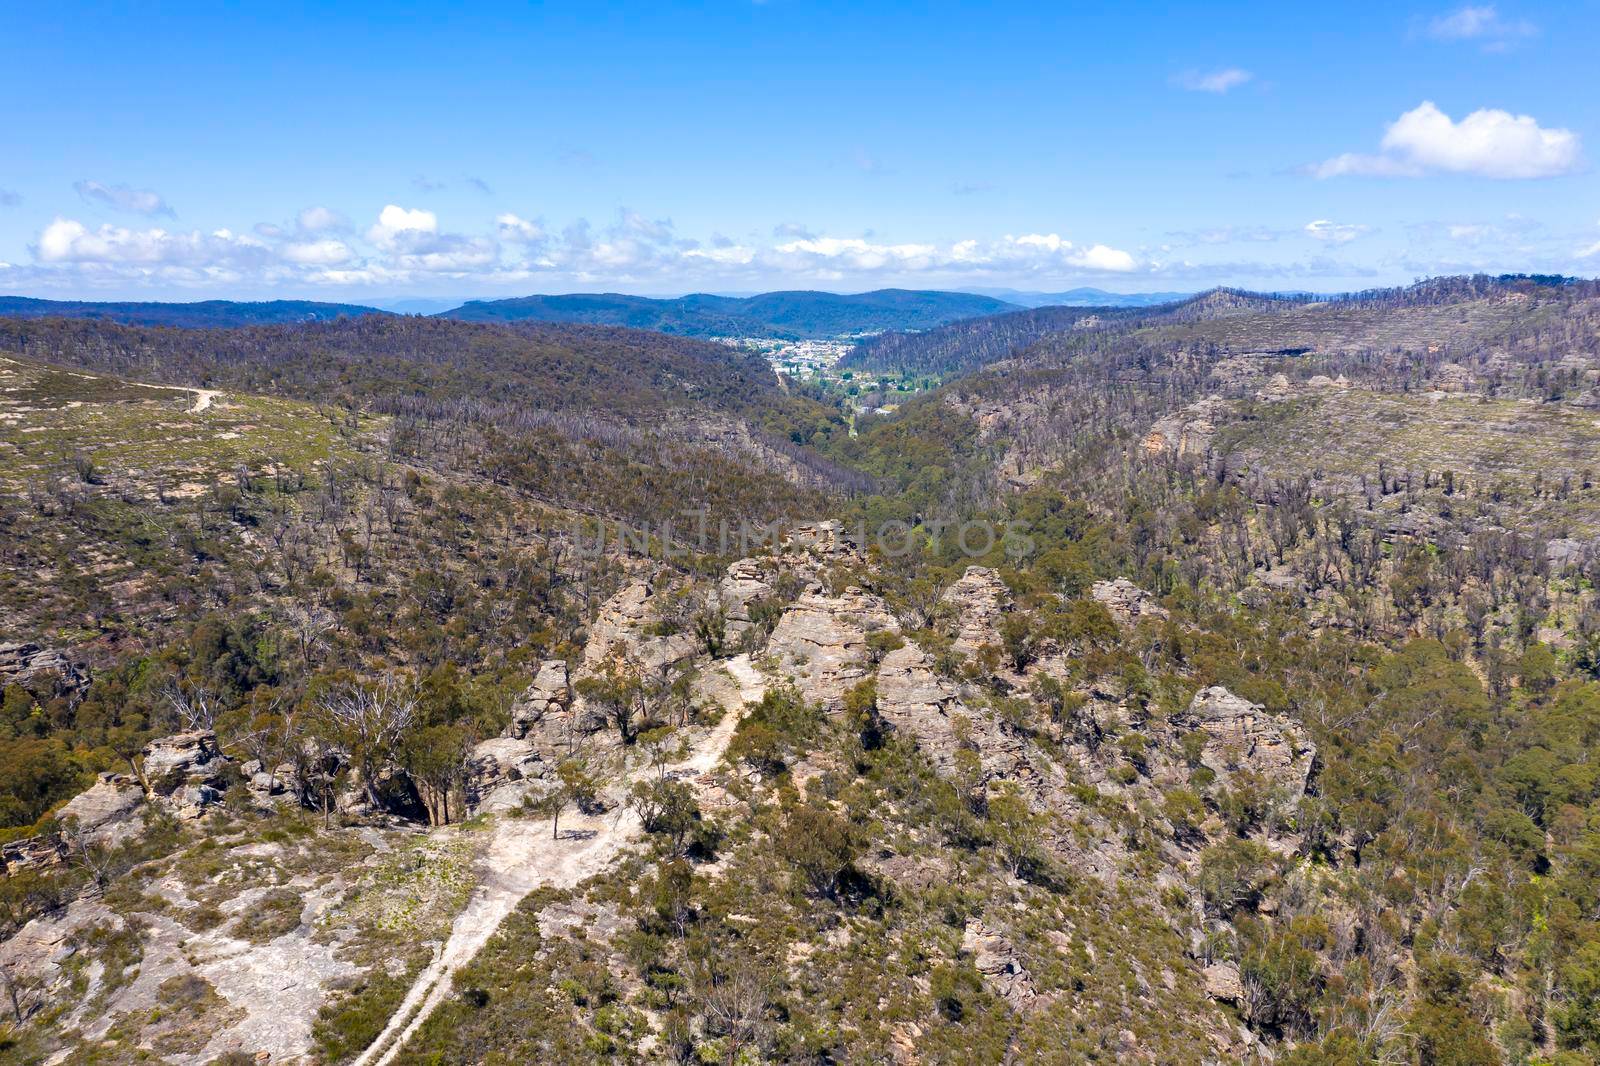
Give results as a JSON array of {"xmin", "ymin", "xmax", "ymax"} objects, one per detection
[
  {"xmin": 437, "ymin": 289, "xmax": 1018, "ymax": 338},
  {"xmin": 966, "ymin": 287, "xmax": 1193, "ymax": 309},
  {"xmin": 2, "ymin": 288, "xmax": 1188, "ymax": 337},
  {"xmin": 0, "ymin": 296, "xmax": 386, "ymax": 328}
]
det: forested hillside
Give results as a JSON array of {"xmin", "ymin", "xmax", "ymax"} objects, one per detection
[
  {"xmin": 0, "ymin": 297, "xmax": 387, "ymax": 328},
  {"xmin": 442, "ymin": 288, "xmax": 1016, "ymax": 338},
  {"xmin": 6, "ymin": 277, "xmax": 1600, "ymax": 1065}
]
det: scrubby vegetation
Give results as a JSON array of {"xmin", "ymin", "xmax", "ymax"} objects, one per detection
[{"xmin": 8, "ymin": 276, "xmax": 1600, "ymax": 1063}]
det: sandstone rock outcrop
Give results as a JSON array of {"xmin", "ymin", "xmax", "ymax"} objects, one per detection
[
  {"xmin": 941, "ymin": 566, "xmax": 1010, "ymax": 658},
  {"xmin": 1091, "ymin": 578, "xmax": 1168, "ymax": 626},
  {"xmin": 1140, "ymin": 398, "xmax": 1230, "ymax": 459},
  {"xmin": 873, "ymin": 643, "xmax": 966, "ymax": 770},
  {"xmin": 1183, "ymin": 686, "xmax": 1317, "ymax": 807},
  {"xmin": 0, "ymin": 835, "xmax": 68, "ymax": 874},
  {"xmin": 583, "ymin": 581, "xmax": 702, "ymax": 675},
  {"xmin": 713, "ymin": 557, "xmax": 777, "ymax": 645},
  {"xmin": 0, "ymin": 640, "xmax": 89, "ymax": 698},
  {"xmin": 508, "ymin": 659, "xmax": 572, "ymax": 754},
  {"xmin": 1253, "ymin": 373, "xmax": 1294, "ymax": 402},
  {"xmin": 141, "ymin": 730, "xmax": 231, "ymax": 818},
  {"xmin": 57, "ymin": 772, "xmax": 146, "ymax": 847},
  {"xmin": 766, "ymin": 584, "xmax": 900, "ymax": 709},
  {"xmin": 465, "ymin": 737, "xmax": 548, "ymax": 814},
  {"xmin": 962, "ymin": 920, "xmax": 1036, "ymax": 1008}
]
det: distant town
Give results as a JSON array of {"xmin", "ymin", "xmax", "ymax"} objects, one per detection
[{"xmin": 717, "ymin": 334, "xmax": 941, "ymax": 417}]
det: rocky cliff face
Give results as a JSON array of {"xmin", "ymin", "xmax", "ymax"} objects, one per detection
[
  {"xmin": 1184, "ymin": 685, "xmax": 1318, "ymax": 812},
  {"xmin": 942, "ymin": 565, "xmax": 1011, "ymax": 658},
  {"xmin": 1140, "ymin": 397, "xmax": 1231, "ymax": 459},
  {"xmin": 1091, "ymin": 577, "xmax": 1168, "ymax": 626},
  {"xmin": 0, "ymin": 640, "xmax": 90, "ymax": 699},
  {"xmin": 766, "ymin": 584, "xmax": 900, "ymax": 709}
]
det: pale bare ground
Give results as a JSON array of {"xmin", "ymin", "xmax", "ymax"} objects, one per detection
[
  {"xmin": 352, "ymin": 654, "xmax": 767, "ymax": 1066},
  {"xmin": 7, "ymin": 358, "xmax": 221, "ymax": 413},
  {"xmin": 127, "ymin": 380, "xmax": 218, "ymax": 413}
]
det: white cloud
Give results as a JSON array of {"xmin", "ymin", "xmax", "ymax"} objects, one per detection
[
  {"xmin": 1304, "ymin": 220, "xmax": 1370, "ymax": 244},
  {"xmin": 366, "ymin": 204, "xmax": 439, "ymax": 248},
  {"xmin": 1312, "ymin": 101, "xmax": 1581, "ymax": 179},
  {"xmin": 22, "ymin": 202, "xmax": 1148, "ymax": 290},
  {"xmin": 767, "ymin": 233, "xmax": 1138, "ymax": 275},
  {"xmin": 280, "ymin": 239, "xmax": 353, "ymax": 265},
  {"xmin": 1425, "ymin": 5, "xmax": 1536, "ymax": 47},
  {"xmin": 74, "ymin": 180, "xmax": 173, "ymax": 217},
  {"xmin": 683, "ymin": 244, "xmax": 755, "ymax": 265},
  {"xmin": 297, "ymin": 206, "xmax": 347, "ymax": 233},
  {"xmin": 1576, "ymin": 240, "xmax": 1600, "ymax": 259},
  {"xmin": 36, "ymin": 218, "xmax": 264, "ymax": 265},
  {"xmin": 1173, "ymin": 68, "xmax": 1253, "ymax": 94},
  {"xmin": 1072, "ymin": 243, "xmax": 1138, "ymax": 271},
  {"xmin": 496, "ymin": 213, "xmax": 544, "ymax": 242}
]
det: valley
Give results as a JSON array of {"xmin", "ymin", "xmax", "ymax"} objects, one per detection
[{"xmin": 3, "ymin": 276, "xmax": 1600, "ymax": 1064}]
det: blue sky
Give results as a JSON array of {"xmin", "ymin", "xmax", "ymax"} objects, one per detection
[{"xmin": 2, "ymin": 1, "xmax": 1597, "ymax": 301}]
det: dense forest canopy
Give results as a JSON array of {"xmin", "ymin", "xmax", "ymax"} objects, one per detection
[{"xmin": 441, "ymin": 287, "xmax": 1017, "ymax": 338}]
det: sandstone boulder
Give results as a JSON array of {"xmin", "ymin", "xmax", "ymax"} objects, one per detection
[
  {"xmin": 1184, "ymin": 686, "xmax": 1316, "ymax": 806},
  {"xmin": 1091, "ymin": 578, "xmax": 1168, "ymax": 626},
  {"xmin": 0, "ymin": 641, "xmax": 89, "ymax": 698},
  {"xmin": 767, "ymin": 584, "xmax": 900, "ymax": 709},
  {"xmin": 465, "ymin": 737, "xmax": 548, "ymax": 814},
  {"xmin": 57, "ymin": 772, "xmax": 146, "ymax": 847},
  {"xmin": 1203, "ymin": 961, "xmax": 1243, "ymax": 1003}
]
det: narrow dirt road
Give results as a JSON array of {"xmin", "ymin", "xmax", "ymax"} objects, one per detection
[{"xmin": 352, "ymin": 654, "xmax": 766, "ymax": 1066}]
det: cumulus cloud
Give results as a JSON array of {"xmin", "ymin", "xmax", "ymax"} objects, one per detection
[
  {"xmin": 20, "ymin": 199, "xmax": 1152, "ymax": 291},
  {"xmin": 766, "ymin": 232, "xmax": 1139, "ymax": 275},
  {"xmin": 1304, "ymin": 220, "xmax": 1371, "ymax": 244},
  {"xmin": 495, "ymin": 213, "xmax": 545, "ymax": 242},
  {"xmin": 35, "ymin": 219, "xmax": 268, "ymax": 270},
  {"xmin": 1425, "ymin": 5, "xmax": 1536, "ymax": 48},
  {"xmin": 1173, "ymin": 68, "xmax": 1253, "ymax": 93},
  {"xmin": 280, "ymin": 239, "xmax": 353, "ymax": 265},
  {"xmin": 366, "ymin": 204, "xmax": 439, "ymax": 248},
  {"xmin": 297, "ymin": 206, "xmax": 347, "ymax": 233},
  {"xmin": 74, "ymin": 180, "xmax": 174, "ymax": 217},
  {"xmin": 1311, "ymin": 101, "xmax": 1581, "ymax": 179}
]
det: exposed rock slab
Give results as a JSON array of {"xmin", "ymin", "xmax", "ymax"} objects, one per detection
[
  {"xmin": 1183, "ymin": 686, "xmax": 1317, "ymax": 806},
  {"xmin": 766, "ymin": 584, "xmax": 899, "ymax": 709},
  {"xmin": 942, "ymin": 566, "xmax": 1010, "ymax": 657},
  {"xmin": 1092, "ymin": 578, "xmax": 1169, "ymax": 626}
]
